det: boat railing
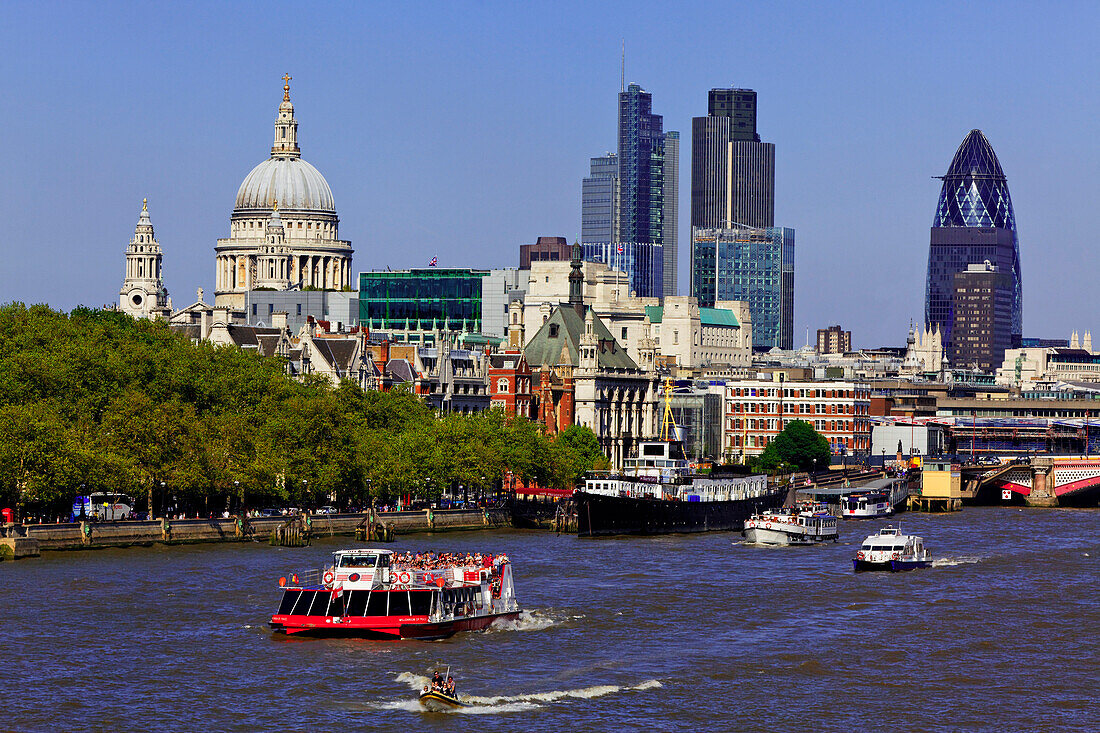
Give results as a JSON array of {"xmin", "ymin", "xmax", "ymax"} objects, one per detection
[{"xmin": 284, "ymin": 568, "xmax": 323, "ymax": 588}]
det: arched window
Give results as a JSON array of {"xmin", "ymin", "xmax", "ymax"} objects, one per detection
[{"xmin": 497, "ymin": 378, "xmax": 509, "ymax": 393}]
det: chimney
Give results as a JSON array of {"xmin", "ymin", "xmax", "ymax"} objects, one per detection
[
  {"xmin": 380, "ymin": 339, "xmax": 390, "ymax": 364},
  {"xmin": 271, "ymin": 311, "xmax": 288, "ymax": 331},
  {"xmin": 213, "ymin": 306, "xmax": 229, "ymax": 327}
]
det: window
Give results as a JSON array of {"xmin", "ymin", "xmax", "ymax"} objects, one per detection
[
  {"xmin": 549, "ymin": 323, "xmax": 559, "ymax": 337},
  {"xmin": 497, "ymin": 378, "xmax": 509, "ymax": 393},
  {"xmin": 622, "ymin": 327, "xmax": 628, "ymax": 339}
]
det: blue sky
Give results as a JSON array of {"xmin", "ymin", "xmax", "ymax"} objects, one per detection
[{"xmin": 1, "ymin": 0, "xmax": 1096, "ymax": 347}]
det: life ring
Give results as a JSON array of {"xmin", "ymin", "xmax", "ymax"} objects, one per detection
[
  {"xmin": 765, "ymin": 522, "xmax": 771, "ymax": 530},
  {"xmin": 323, "ymin": 570, "xmax": 335, "ymax": 585},
  {"xmin": 423, "ymin": 572, "xmax": 434, "ymax": 584},
  {"xmin": 857, "ymin": 552, "xmax": 864, "ymax": 560},
  {"xmin": 397, "ymin": 571, "xmax": 411, "ymax": 585},
  {"xmin": 291, "ymin": 574, "xmax": 300, "ymax": 585},
  {"xmin": 891, "ymin": 553, "xmax": 899, "ymax": 561}
]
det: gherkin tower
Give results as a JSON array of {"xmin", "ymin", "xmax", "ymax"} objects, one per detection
[{"xmin": 925, "ymin": 130, "xmax": 1022, "ymax": 351}]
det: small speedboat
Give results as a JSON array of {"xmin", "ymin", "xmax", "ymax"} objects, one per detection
[
  {"xmin": 419, "ymin": 688, "xmax": 464, "ymax": 711},
  {"xmin": 853, "ymin": 526, "xmax": 931, "ymax": 572}
]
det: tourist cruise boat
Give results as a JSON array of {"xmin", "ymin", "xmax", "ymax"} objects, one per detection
[
  {"xmin": 742, "ymin": 503, "xmax": 839, "ymax": 545},
  {"xmin": 841, "ymin": 489, "xmax": 893, "ymax": 518},
  {"xmin": 852, "ymin": 526, "xmax": 932, "ymax": 572},
  {"xmin": 268, "ymin": 548, "xmax": 520, "ymax": 638}
]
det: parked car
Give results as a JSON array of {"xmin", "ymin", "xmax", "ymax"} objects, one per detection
[{"xmin": 316, "ymin": 506, "xmax": 337, "ymax": 514}]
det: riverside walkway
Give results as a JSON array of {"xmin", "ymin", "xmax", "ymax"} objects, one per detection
[{"xmin": 0, "ymin": 507, "xmax": 510, "ymax": 559}]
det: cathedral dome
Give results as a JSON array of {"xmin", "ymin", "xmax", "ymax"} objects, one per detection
[{"xmin": 234, "ymin": 157, "xmax": 335, "ymax": 214}]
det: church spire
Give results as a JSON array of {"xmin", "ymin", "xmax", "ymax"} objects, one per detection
[{"xmin": 271, "ymin": 73, "xmax": 300, "ymax": 158}]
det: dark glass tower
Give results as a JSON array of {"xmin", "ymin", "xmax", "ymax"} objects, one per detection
[
  {"xmin": 690, "ymin": 88, "xmax": 775, "ymax": 229},
  {"xmin": 925, "ymin": 129, "xmax": 1022, "ymax": 350},
  {"xmin": 618, "ymin": 83, "xmax": 664, "ymax": 246},
  {"xmin": 580, "ymin": 83, "xmax": 677, "ymax": 299}
]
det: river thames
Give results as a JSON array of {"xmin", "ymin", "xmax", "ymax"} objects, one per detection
[{"xmin": 4, "ymin": 507, "xmax": 1098, "ymax": 732}]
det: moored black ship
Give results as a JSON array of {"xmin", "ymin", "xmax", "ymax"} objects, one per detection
[{"xmin": 576, "ymin": 440, "xmax": 784, "ymax": 537}]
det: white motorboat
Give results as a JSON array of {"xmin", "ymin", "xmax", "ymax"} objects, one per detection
[
  {"xmin": 841, "ymin": 490, "xmax": 892, "ymax": 518},
  {"xmin": 742, "ymin": 504, "xmax": 839, "ymax": 546},
  {"xmin": 853, "ymin": 526, "xmax": 931, "ymax": 572}
]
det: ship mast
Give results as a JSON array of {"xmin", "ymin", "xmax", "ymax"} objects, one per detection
[{"xmin": 660, "ymin": 377, "xmax": 677, "ymax": 442}]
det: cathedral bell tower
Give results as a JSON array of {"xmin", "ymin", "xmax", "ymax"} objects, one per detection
[{"xmin": 119, "ymin": 199, "xmax": 171, "ymax": 319}]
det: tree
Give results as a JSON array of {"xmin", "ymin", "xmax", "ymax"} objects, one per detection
[
  {"xmin": 549, "ymin": 425, "xmax": 609, "ymax": 489},
  {"xmin": 759, "ymin": 420, "xmax": 831, "ymax": 472}
]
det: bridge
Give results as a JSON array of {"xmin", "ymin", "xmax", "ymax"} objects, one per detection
[{"xmin": 967, "ymin": 456, "xmax": 1100, "ymax": 507}]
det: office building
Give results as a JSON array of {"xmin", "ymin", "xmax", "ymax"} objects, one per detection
[
  {"xmin": 358, "ymin": 268, "xmax": 522, "ymax": 342},
  {"xmin": 926, "ymin": 129, "xmax": 1023, "ymax": 350},
  {"xmin": 691, "ymin": 226, "xmax": 794, "ymax": 349},
  {"xmin": 520, "ymin": 236, "xmax": 573, "ymax": 270},
  {"xmin": 581, "ymin": 154, "xmax": 619, "ymax": 248},
  {"xmin": 723, "ymin": 378, "xmax": 872, "ymax": 459},
  {"xmin": 580, "ymin": 84, "xmax": 678, "ymax": 299},
  {"xmin": 580, "ymin": 241, "xmax": 663, "ymax": 301},
  {"xmin": 951, "ymin": 262, "xmax": 1013, "ymax": 373},
  {"xmin": 661, "ymin": 132, "xmax": 679, "ymax": 297},
  {"xmin": 817, "ymin": 325, "xmax": 852, "ymax": 355},
  {"xmin": 691, "ymin": 88, "xmax": 775, "ymax": 230}
]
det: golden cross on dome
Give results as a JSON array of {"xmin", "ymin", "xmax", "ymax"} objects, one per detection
[
  {"xmin": 272, "ymin": 199, "xmax": 279, "ymax": 211},
  {"xmin": 282, "ymin": 73, "xmax": 292, "ymax": 101},
  {"xmin": 142, "ymin": 198, "xmax": 148, "ymax": 211}
]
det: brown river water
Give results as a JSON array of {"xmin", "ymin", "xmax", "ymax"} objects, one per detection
[{"xmin": 3, "ymin": 506, "xmax": 1098, "ymax": 732}]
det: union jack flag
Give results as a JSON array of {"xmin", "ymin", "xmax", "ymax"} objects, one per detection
[
  {"xmin": 429, "ymin": 257, "xmax": 437, "ymax": 267},
  {"xmin": 616, "ymin": 243, "xmax": 624, "ymax": 254}
]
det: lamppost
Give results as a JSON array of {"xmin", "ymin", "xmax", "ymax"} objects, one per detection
[
  {"xmin": 157, "ymin": 481, "xmax": 165, "ymax": 521},
  {"xmin": 301, "ymin": 480, "xmax": 308, "ymax": 511},
  {"xmin": 234, "ymin": 480, "xmax": 240, "ymax": 516}
]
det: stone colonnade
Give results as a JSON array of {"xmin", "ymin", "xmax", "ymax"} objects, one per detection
[{"xmin": 216, "ymin": 253, "xmax": 351, "ymax": 291}]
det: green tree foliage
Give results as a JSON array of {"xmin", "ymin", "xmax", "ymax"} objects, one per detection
[
  {"xmin": 0, "ymin": 303, "xmax": 606, "ymax": 518},
  {"xmin": 758, "ymin": 420, "xmax": 831, "ymax": 472}
]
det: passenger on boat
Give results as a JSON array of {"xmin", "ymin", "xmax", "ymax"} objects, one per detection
[{"xmin": 446, "ymin": 677, "xmax": 456, "ymax": 695}]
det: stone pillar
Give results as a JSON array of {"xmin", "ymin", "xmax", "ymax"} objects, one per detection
[{"xmin": 1026, "ymin": 456, "xmax": 1058, "ymax": 507}]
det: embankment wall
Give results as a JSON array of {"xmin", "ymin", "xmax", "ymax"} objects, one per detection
[{"xmin": 15, "ymin": 509, "xmax": 510, "ymax": 553}]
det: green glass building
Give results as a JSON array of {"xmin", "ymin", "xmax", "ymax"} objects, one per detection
[{"xmin": 359, "ymin": 269, "xmax": 489, "ymax": 334}]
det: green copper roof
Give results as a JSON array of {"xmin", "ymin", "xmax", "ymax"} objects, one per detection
[
  {"xmin": 645, "ymin": 305, "xmax": 739, "ymax": 328},
  {"xmin": 524, "ymin": 305, "xmax": 638, "ymax": 371}
]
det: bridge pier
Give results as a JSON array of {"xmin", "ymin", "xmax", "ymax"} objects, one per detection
[{"xmin": 1025, "ymin": 457, "xmax": 1058, "ymax": 507}]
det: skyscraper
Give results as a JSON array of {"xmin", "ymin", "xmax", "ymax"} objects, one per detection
[
  {"xmin": 581, "ymin": 153, "xmax": 619, "ymax": 247},
  {"xmin": 950, "ymin": 262, "xmax": 1013, "ymax": 372},
  {"xmin": 580, "ymin": 83, "xmax": 677, "ymax": 299},
  {"xmin": 661, "ymin": 131, "xmax": 679, "ymax": 298},
  {"xmin": 925, "ymin": 129, "xmax": 1022, "ymax": 349},
  {"xmin": 691, "ymin": 226, "xmax": 794, "ymax": 349},
  {"xmin": 690, "ymin": 88, "xmax": 775, "ymax": 229}
]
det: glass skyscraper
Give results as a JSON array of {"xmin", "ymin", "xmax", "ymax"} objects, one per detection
[
  {"xmin": 580, "ymin": 83, "xmax": 677, "ymax": 299},
  {"xmin": 691, "ymin": 226, "xmax": 794, "ymax": 349},
  {"xmin": 690, "ymin": 88, "xmax": 775, "ymax": 230},
  {"xmin": 925, "ymin": 129, "xmax": 1022, "ymax": 349},
  {"xmin": 581, "ymin": 241, "xmax": 663, "ymax": 300},
  {"xmin": 581, "ymin": 153, "xmax": 619, "ymax": 247}
]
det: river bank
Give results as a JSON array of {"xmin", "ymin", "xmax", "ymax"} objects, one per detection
[{"xmin": 0, "ymin": 507, "xmax": 510, "ymax": 559}]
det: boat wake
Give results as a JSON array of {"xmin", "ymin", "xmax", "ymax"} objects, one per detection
[
  {"xmin": 384, "ymin": 673, "xmax": 661, "ymax": 714},
  {"xmin": 485, "ymin": 608, "xmax": 562, "ymax": 633},
  {"xmin": 932, "ymin": 555, "xmax": 983, "ymax": 568}
]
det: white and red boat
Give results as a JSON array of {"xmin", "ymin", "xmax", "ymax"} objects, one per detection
[
  {"xmin": 742, "ymin": 503, "xmax": 839, "ymax": 546},
  {"xmin": 268, "ymin": 548, "xmax": 520, "ymax": 639}
]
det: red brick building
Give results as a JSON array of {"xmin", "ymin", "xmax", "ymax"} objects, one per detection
[{"xmin": 488, "ymin": 350, "xmax": 534, "ymax": 418}]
